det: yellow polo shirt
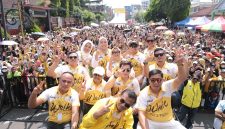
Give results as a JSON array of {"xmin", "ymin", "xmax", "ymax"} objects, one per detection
[
  {"xmin": 83, "ymin": 78, "xmax": 107, "ymax": 105},
  {"xmin": 149, "ymin": 62, "xmax": 178, "ymax": 81},
  {"xmin": 39, "ymin": 86, "xmax": 80, "ymax": 124},
  {"xmin": 79, "ymin": 97, "xmax": 133, "ymax": 129},
  {"xmin": 136, "ymin": 80, "xmax": 175, "ymax": 122}
]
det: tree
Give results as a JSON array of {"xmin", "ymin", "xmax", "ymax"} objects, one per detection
[
  {"xmin": 82, "ymin": 9, "xmax": 95, "ymax": 23},
  {"xmin": 134, "ymin": 11, "xmax": 145, "ymax": 23},
  {"xmin": 59, "ymin": 0, "xmax": 70, "ymax": 17},
  {"xmin": 95, "ymin": 13, "xmax": 104, "ymax": 23},
  {"xmin": 145, "ymin": 0, "xmax": 190, "ymax": 22}
]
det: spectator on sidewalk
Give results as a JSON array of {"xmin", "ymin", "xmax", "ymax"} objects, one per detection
[{"xmin": 178, "ymin": 74, "xmax": 202, "ymax": 129}]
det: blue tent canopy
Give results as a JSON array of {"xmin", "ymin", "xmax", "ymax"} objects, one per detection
[
  {"xmin": 175, "ymin": 17, "xmax": 194, "ymax": 26},
  {"xmin": 186, "ymin": 16, "xmax": 211, "ymax": 27}
]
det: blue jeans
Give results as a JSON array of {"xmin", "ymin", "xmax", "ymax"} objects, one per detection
[{"xmin": 38, "ymin": 121, "xmax": 71, "ymax": 129}]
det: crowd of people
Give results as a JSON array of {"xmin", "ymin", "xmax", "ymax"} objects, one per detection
[{"xmin": 0, "ymin": 24, "xmax": 225, "ymax": 129}]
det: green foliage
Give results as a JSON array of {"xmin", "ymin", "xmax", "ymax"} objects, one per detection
[
  {"xmin": 134, "ymin": 11, "xmax": 145, "ymax": 23},
  {"xmin": 145, "ymin": 0, "xmax": 190, "ymax": 22},
  {"xmin": 49, "ymin": 0, "xmax": 97, "ymax": 23},
  {"xmin": 0, "ymin": 27, "xmax": 10, "ymax": 39},
  {"xmin": 74, "ymin": 0, "xmax": 80, "ymax": 6},
  {"xmin": 25, "ymin": 22, "xmax": 42, "ymax": 33},
  {"xmin": 59, "ymin": 0, "xmax": 69, "ymax": 17},
  {"xmin": 69, "ymin": 0, "xmax": 75, "ymax": 15},
  {"xmin": 50, "ymin": 0, "xmax": 61, "ymax": 16},
  {"xmin": 80, "ymin": 0, "xmax": 89, "ymax": 7},
  {"xmin": 82, "ymin": 9, "xmax": 95, "ymax": 23},
  {"xmin": 95, "ymin": 13, "xmax": 104, "ymax": 23}
]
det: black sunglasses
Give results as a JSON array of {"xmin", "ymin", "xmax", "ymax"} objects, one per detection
[
  {"xmin": 120, "ymin": 98, "xmax": 131, "ymax": 108},
  {"xmin": 154, "ymin": 53, "xmax": 164, "ymax": 57},
  {"xmin": 150, "ymin": 78, "xmax": 163, "ymax": 83},
  {"xmin": 69, "ymin": 56, "xmax": 77, "ymax": 59},
  {"xmin": 122, "ymin": 68, "xmax": 131, "ymax": 72}
]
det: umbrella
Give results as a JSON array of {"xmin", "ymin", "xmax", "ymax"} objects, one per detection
[
  {"xmin": 0, "ymin": 40, "xmax": 18, "ymax": 45},
  {"xmin": 71, "ymin": 27, "xmax": 82, "ymax": 32},
  {"xmin": 155, "ymin": 26, "xmax": 168, "ymax": 30},
  {"xmin": 37, "ymin": 37, "xmax": 49, "ymax": 42},
  {"xmin": 31, "ymin": 32, "xmax": 45, "ymax": 36},
  {"xmin": 69, "ymin": 32, "xmax": 78, "ymax": 36},
  {"xmin": 177, "ymin": 32, "xmax": 186, "ymax": 36},
  {"xmin": 186, "ymin": 16, "xmax": 211, "ymax": 27},
  {"xmin": 200, "ymin": 16, "xmax": 225, "ymax": 32},
  {"xmin": 82, "ymin": 26, "xmax": 91, "ymax": 30},
  {"xmin": 164, "ymin": 30, "xmax": 175, "ymax": 35},
  {"xmin": 90, "ymin": 23, "xmax": 99, "ymax": 27}
]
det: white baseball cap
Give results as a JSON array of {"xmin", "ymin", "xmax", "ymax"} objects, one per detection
[{"xmin": 93, "ymin": 66, "xmax": 105, "ymax": 76}]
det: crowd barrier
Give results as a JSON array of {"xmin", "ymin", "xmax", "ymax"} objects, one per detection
[
  {"xmin": 0, "ymin": 75, "xmax": 58, "ymax": 120},
  {"xmin": 0, "ymin": 75, "xmax": 224, "ymax": 120}
]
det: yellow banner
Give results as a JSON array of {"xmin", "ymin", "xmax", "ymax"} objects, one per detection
[{"xmin": 114, "ymin": 8, "xmax": 125, "ymax": 14}]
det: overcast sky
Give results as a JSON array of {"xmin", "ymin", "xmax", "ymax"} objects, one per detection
[{"xmin": 102, "ymin": 0, "xmax": 142, "ymax": 8}]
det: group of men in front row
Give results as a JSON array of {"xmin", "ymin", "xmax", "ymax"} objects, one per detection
[{"xmin": 28, "ymin": 45, "xmax": 191, "ymax": 129}]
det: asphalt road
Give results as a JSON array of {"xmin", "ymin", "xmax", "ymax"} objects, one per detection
[{"xmin": 0, "ymin": 108, "xmax": 215, "ymax": 129}]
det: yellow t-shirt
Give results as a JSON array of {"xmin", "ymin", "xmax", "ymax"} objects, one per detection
[
  {"xmin": 83, "ymin": 79, "xmax": 107, "ymax": 105},
  {"xmin": 136, "ymin": 80, "xmax": 175, "ymax": 122},
  {"xmin": 112, "ymin": 77, "xmax": 140, "ymax": 96},
  {"xmin": 79, "ymin": 97, "xmax": 133, "ymax": 129},
  {"xmin": 149, "ymin": 62, "xmax": 178, "ymax": 81},
  {"xmin": 54, "ymin": 65, "xmax": 89, "ymax": 93},
  {"xmin": 39, "ymin": 86, "xmax": 80, "ymax": 124}
]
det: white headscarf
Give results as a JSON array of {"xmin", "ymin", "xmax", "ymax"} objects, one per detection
[{"xmin": 80, "ymin": 40, "xmax": 94, "ymax": 60}]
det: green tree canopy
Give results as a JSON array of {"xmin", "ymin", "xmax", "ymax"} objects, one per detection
[
  {"xmin": 145, "ymin": 0, "xmax": 190, "ymax": 22},
  {"xmin": 134, "ymin": 11, "xmax": 145, "ymax": 23}
]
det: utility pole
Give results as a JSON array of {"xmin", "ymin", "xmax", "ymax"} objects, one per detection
[
  {"xmin": 0, "ymin": 0, "xmax": 7, "ymax": 40},
  {"xmin": 17, "ymin": 0, "xmax": 25, "ymax": 40}
]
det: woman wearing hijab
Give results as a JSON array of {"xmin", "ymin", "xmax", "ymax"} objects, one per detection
[{"xmin": 77, "ymin": 40, "xmax": 94, "ymax": 68}]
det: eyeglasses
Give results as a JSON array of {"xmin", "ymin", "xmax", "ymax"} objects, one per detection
[
  {"xmin": 69, "ymin": 56, "xmax": 77, "ymax": 59},
  {"xmin": 93, "ymin": 73, "xmax": 102, "ymax": 77},
  {"xmin": 150, "ymin": 78, "xmax": 162, "ymax": 83},
  {"xmin": 122, "ymin": 68, "xmax": 131, "ymax": 72},
  {"xmin": 154, "ymin": 53, "xmax": 164, "ymax": 57},
  {"xmin": 129, "ymin": 44, "xmax": 138, "ymax": 48},
  {"xmin": 120, "ymin": 98, "xmax": 131, "ymax": 108}
]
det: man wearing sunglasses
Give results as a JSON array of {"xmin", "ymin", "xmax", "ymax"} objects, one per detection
[
  {"xmin": 47, "ymin": 52, "xmax": 90, "ymax": 97},
  {"xmin": 123, "ymin": 41, "xmax": 145, "ymax": 85},
  {"xmin": 144, "ymin": 47, "xmax": 178, "ymax": 81},
  {"xmin": 136, "ymin": 55, "xmax": 189, "ymax": 129},
  {"xmin": 79, "ymin": 89, "xmax": 137, "ymax": 129}
]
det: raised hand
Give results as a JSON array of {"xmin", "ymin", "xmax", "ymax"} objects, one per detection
[
  {"xmin": 32, "ymin": 81, "xmax": 45, "ymax": 95},
  {"xmin": 93, "ymin": 99, "xmax": 113, "ymax": 119}
]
